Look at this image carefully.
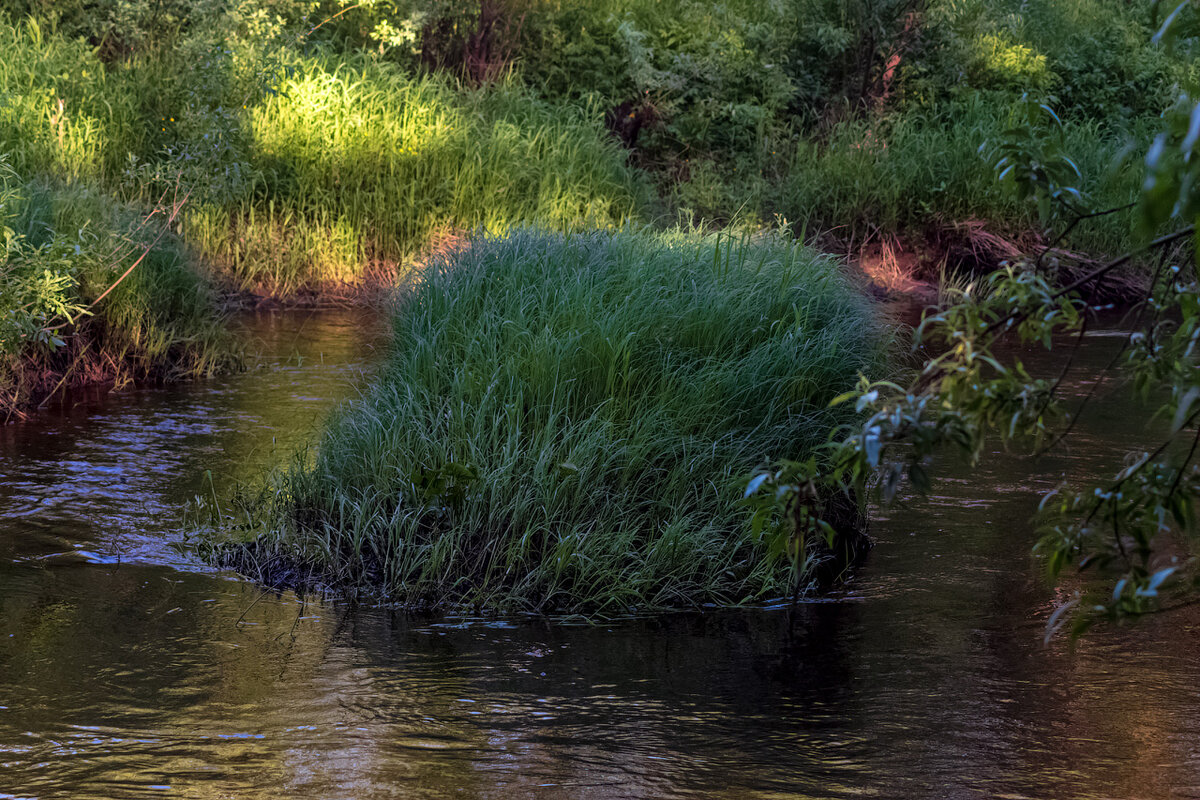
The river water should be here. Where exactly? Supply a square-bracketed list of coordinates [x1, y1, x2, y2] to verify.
[1, 311, 1198, 799]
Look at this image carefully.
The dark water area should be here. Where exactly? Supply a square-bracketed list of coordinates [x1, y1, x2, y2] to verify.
[1, 311, 1199, 799]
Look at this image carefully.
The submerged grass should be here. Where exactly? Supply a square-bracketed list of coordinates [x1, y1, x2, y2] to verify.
[223, 228, 881, 611]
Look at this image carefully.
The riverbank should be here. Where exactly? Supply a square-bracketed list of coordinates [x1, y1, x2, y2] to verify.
[211, 229, 882, 610]
[0, 17, 647, 298]
[4, 1, 1190, 301]
[0, 171, 234, 421]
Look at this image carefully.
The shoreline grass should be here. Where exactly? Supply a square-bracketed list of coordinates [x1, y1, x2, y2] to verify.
[216, 228, 882, 611]
[0, 167, 235, 419]
[774, 98, 1149, 260]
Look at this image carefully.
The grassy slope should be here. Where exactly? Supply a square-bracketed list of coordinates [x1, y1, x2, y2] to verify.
[229, 229, 880, 611]
[187, 54, 647, 294]
[3, 0, 1187, 297]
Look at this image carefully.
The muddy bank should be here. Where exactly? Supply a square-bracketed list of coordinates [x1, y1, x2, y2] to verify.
[838, 221, 1154, 303]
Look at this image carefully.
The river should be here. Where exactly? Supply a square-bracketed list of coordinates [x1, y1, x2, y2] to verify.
[1, 310, 1198, 799]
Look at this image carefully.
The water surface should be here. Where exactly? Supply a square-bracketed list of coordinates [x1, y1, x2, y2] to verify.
[2, 312, 1198, 799]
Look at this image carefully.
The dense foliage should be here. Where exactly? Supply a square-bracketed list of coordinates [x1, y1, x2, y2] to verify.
[6, 0, 1195, 285]
[0, 160, 228, 417]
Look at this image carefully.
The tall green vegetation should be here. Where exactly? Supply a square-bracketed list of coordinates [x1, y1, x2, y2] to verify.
[0, 162, 229, 417]
[0, 19, 141, 183]
[292, 0, 1192, 261]
[221, 229, 880, 610]
[776, 101, 1150, 257]
[513, 0, 1187, 254]
[6, 0, 1193, 291]
[187, 54, 645, 294]
[0, 14, 646, 296]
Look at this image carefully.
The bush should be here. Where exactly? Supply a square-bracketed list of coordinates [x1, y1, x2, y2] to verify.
[521, 0, 799, 157]
[226, 228, 881, 610]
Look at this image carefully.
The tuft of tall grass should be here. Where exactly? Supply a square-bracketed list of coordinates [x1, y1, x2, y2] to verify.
[0, 19, 143, 183]
[228, 228, 881, 611]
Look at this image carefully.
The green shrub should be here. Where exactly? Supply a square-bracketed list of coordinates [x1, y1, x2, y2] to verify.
[228, 228, 881, 610]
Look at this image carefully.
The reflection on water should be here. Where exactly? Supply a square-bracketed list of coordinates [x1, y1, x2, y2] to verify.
[1, 312, 1199, 799]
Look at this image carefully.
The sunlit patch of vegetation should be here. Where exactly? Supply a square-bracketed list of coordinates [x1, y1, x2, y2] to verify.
[188, 54, 647, 294]
[966, 33, 1050, 90]
[216, 229, 881, 610]
[0, 15, 647, 297]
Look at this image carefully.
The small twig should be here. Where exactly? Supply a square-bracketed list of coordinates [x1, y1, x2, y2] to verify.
[36, 342, 92, 410]
[236, 590, 269, 628]
[309, 3, 362, 34]
[1031, 312, 1089, 432]
[1082, 404, 1200, 532]
[87, 193, 190, 310]
[1034, 250, 1170, 458]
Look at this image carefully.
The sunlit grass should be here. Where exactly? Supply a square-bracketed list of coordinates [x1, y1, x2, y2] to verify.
[188, 54, 647, 294]
[0, 17, 649, 297]
[0, 19, 142, 183]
